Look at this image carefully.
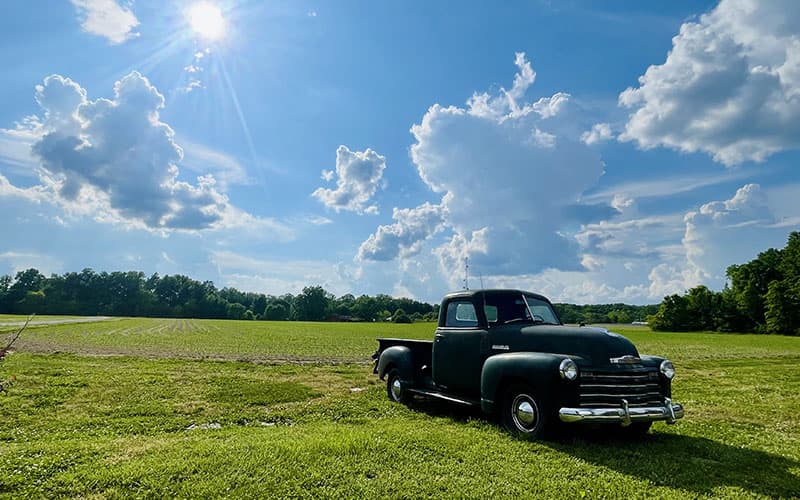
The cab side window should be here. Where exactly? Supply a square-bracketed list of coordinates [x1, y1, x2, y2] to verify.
[484, 305, 498, 324]
[445, 301, 478, 327]
[485, 295, 523, 324]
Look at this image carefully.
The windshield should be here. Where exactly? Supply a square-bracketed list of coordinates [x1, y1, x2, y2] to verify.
[483, 293, 561, 325]
[523, 295, 560, 325]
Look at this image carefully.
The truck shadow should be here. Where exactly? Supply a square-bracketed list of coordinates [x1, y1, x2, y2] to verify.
[545, 429, 800, 498]
[407, 399, 799, 498]
[407, 396, 484, 422]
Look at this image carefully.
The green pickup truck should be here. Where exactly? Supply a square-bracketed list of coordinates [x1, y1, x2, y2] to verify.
[373, 289, 684, 439]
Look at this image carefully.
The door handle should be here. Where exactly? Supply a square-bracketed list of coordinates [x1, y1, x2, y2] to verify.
[435, 333, 444, 342]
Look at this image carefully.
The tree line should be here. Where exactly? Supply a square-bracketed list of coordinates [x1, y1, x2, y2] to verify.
[649, 231, 800, 335]
[0, 265, 666, 325]
[552, 303, 659, 325]
[0, 269, 438, 322]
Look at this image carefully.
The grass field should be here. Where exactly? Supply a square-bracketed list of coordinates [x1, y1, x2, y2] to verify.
[1, 316, 799, 498]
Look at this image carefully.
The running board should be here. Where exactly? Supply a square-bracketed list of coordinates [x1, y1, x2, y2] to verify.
[407, 388, 479, 407]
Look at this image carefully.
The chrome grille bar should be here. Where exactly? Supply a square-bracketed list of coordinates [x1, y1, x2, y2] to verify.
[580, 383, 660, 389]
[580, 391, 663, 397]
[578, 369, 664, 407]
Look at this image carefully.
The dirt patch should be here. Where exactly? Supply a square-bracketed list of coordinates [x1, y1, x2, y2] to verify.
[11, 339, 373, 365]
[0, 317, 115, 327]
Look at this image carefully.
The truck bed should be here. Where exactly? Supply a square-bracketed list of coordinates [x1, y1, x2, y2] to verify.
[373, 337, 433, 374]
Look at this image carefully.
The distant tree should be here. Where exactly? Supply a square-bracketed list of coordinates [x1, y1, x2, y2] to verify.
[7, 268, 46, 310]
[685, 285, 719, 331]
[219, 287, 249, 308]
[779, 232, 800, 280]
[353, 295, 378, 321]
[17, 290, 46, 314]
[334, 293, 356, 316]
[263, 302, 289, 321]
[392, 308, 412, 323]
[765, 280, 800, 335]
[292, 286, 331, 321]
[553, 304, 579, 324]
[727, 247, 785, 331]
[607, 309, 631, 324]
[202, 293, 230, 319]
[715, 286, 745, 332]
[226, 302, 247, 320]
[251, 295, 267, 318]
[422, 311, 438, 322]
[0, 275, 11, 312]
[649, 294, 692, 332]
[552, 303, 658, 325]
[581, 311, 605, 325]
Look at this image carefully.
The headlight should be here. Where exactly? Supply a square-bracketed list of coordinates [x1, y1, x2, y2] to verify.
[660, 360, 675, 380]
[559, 358, 578, 381]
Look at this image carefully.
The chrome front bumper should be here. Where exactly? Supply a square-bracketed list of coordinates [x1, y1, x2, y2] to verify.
[559, 398, 684, 425]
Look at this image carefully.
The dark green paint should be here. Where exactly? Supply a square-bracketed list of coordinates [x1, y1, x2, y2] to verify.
[376, 289, 674, 417]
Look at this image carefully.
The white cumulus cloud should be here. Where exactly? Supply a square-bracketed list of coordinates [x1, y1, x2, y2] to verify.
[29, 73, 231, 230]
[407, 52, 606, 276]
[356, 53, 617, 300]
[619, 0, 800, 165]
[312, 145, 386, 214]
[357, 53, 610, 295]
[358, 202, 447, 261]
[581, 123, 613, 145]
[683, 183, 781, 282]
[646, 183, 795, 298]
[70, 0, 139, 44]
[0, 72, 289, 235]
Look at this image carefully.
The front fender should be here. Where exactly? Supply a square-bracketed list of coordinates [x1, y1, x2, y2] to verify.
[377, 345, 414, 382]
[480, 352, 571, 414]
[639, 354, 665, 367]
[640, 354, 672, 397]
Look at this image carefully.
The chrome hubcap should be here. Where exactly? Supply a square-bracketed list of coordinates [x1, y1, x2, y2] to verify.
[391, 378, 402, 400]
[512, 394, 538, 431]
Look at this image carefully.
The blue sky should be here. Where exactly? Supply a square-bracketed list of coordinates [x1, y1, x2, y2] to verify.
[1, 0, 798, 304]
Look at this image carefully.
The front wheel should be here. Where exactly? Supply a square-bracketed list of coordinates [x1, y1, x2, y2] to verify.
[501, 385, 548, 439]
[386, 368, 412, 405]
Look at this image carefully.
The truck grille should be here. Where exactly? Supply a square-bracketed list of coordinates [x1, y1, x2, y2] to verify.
[578, 369, 663, 407]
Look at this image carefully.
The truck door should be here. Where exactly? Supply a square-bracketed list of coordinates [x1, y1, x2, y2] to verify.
[432, 300, 486, 396]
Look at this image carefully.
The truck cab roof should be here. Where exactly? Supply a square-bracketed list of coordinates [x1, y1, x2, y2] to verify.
[443, 289, 551, 303]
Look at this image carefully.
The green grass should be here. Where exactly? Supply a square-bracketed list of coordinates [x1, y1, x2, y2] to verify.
[1, 318, 799, 498]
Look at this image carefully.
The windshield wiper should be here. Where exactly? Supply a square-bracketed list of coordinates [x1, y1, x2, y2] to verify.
[503, 317, 534, 325]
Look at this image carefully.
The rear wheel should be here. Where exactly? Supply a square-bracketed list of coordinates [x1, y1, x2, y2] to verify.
[386, 368, 412, 405]
[502, 385, 548, 439]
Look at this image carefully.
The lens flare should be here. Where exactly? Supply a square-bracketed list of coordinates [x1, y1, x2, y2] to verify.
[188, 3, 225, 40]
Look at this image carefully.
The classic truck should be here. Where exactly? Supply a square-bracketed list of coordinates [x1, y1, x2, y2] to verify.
[372, 289, 684, 439]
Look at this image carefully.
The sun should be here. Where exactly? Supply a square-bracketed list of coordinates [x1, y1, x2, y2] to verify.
[188, 3, 226, 40]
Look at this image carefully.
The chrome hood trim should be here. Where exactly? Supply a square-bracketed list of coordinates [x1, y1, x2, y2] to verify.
[609, 355, 641, 365]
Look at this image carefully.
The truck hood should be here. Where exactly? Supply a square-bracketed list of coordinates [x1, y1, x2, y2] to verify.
[513, 325, 639, 367]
